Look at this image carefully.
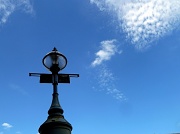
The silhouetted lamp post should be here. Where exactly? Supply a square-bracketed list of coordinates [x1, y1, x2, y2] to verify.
[29, 47, 79, 134]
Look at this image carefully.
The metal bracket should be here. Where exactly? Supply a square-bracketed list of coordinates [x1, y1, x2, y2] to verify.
[29, 73, 79, 83]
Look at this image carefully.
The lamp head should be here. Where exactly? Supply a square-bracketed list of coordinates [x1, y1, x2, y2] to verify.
[42, 47, 67, 73]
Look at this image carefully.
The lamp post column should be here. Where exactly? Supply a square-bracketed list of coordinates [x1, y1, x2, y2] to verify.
[48, 72, 63, 115]
[38, 79, 72, 134]
[38, 73, 72, 134]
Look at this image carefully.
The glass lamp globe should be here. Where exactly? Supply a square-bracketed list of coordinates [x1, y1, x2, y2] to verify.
[42, 48, 67, 72]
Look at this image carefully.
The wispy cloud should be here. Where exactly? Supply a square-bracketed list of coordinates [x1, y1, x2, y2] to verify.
[90, 39, 125, 100]
[2, 123, 12, 129]
[91, 39, 122, 67]
[90, 0, 180, 50]
[93, 64, 126, 100]
[9, 84, 28, 96]
[0, 0, 33, 24]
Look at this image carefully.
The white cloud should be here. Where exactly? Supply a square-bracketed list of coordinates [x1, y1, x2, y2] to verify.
[90, 0, 180, 50]
[93, 64, 126, 100]
[91, 39, 122, 67]
[0, 0, 33, 24]
[2, 123, 12, 129]
[90, 39, 125, 100]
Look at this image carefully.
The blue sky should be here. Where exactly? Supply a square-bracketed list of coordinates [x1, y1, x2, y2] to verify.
[0, 0, 180, 134]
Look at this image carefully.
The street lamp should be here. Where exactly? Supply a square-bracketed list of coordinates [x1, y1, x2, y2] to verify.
[29, 47, 79, 134]
[42, 47, 67, 72]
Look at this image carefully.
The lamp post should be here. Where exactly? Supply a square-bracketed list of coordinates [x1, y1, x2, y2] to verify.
[29, 47, 79, 134]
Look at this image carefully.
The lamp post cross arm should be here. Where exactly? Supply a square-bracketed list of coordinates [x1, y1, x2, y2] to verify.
[29, 73, 79, 83]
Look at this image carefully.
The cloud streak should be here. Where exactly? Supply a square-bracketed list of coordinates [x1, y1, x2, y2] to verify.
[90, 39, 125, 100]
[0, 0, 33, 24]
[91, 39, 121, 67]
[9, 83, 28, 96]
[93, 64, 126, 100]
[90, 0, 180, 49]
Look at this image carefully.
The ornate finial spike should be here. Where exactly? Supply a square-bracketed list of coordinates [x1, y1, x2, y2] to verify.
[52, 47, 57, 51]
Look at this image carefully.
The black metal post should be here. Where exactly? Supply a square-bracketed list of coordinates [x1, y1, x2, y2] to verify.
[29, 48, 79, 134]
[48, 73, 64, 115]
[38, 70, 72, 134]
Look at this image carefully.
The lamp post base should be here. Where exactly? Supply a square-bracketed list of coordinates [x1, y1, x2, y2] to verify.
[39, 115, 72, 134]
